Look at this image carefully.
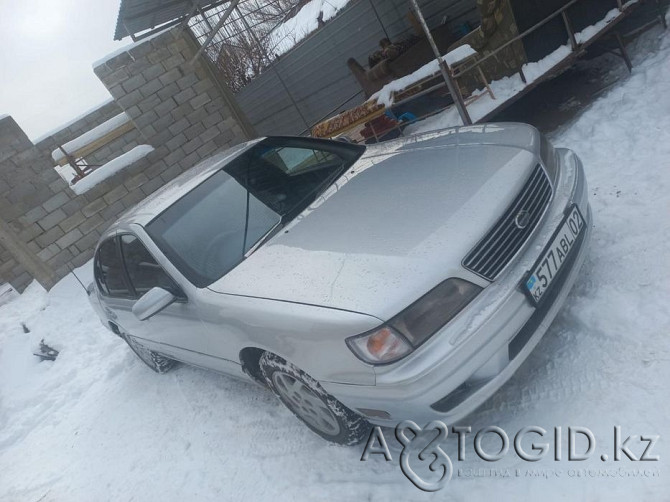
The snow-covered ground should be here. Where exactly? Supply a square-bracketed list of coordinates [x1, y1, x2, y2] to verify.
[2, 22, 670, 502]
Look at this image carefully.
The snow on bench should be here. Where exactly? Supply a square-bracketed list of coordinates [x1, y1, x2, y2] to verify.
[371, 45, 477, 107]
[51, 112, 133, 165]
[70, 145, 154, 195]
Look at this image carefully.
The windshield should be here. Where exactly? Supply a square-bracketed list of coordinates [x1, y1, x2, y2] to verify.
[145, 137, 364, 287]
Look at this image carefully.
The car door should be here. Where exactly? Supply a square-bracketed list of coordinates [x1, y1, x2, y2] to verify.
[94, 233, 205, 367]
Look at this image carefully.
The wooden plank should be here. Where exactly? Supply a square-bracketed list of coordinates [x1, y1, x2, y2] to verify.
[55, 120, 135, 167]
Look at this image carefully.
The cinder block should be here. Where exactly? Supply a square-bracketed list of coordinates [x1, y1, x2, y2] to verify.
[199, 126, 220, 145]
[202, 111, 224, 129]
[59, 211, 87, 233]
[105, 51, 133, 71]
[128, 41, 155, 59]
[71, 248, 95, 268]
[42, 191, 70, 212]
[182, 137, 203, 155]
[134, 110, 159, 130]
[81, 198, 107, 218]
[74, 230, 101, 254]
[171, 101, 194, 122]
[79, 214, 104, 235]
[157, 82, 180, 101]
[138, 93, 163, 115]
[37, 243, 60, 262]
[174, 87, 196, 105]
[60, 197, 84, 217]
[101, 200, 125, 221]
[162, 53, 185, 71]
[185, 105, 209, 126]
[160, 164, 181, 184]
[178, 151, 200, 171]
[124, 173, 149, 191]
[139, 79, 163, 99]
[120, 187, 146, 209]
[158, 67, 182, 86]
[140, 177, 165, 196]
[103, 185, 129, 205]
[196, 140, 218, 159]
[168, 118, 190, 136]
[190, 93, 211, 110]
[147, 47, 172, 64]
[142, 63, 165, 82]
[154, 98, 178, 117]
[38, 209, 67, 231]
[35, 226, 64, 248]
[21, 206, 47, 225]
[122, 74, 147, 94]
[150, 113, 174, 132]
[193, 79, 214, 95]
[47, 248, 74, 270]
[176, 72, 199, 90]
[19, 223, 43, 243]
[117, 89, 143, 110]
[56, 228, 83, 250]
[102, 66, 130, 86]
[184, 123, 205, 141]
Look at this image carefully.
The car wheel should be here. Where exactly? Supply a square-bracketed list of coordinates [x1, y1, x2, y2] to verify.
[259, 352, 371, 445]
[123, 334, 176, 374]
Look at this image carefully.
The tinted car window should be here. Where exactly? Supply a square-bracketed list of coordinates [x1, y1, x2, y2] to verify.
[120, 234, 181, 297]
[146, 138, 364, 287]
[95, 237, 131, 297]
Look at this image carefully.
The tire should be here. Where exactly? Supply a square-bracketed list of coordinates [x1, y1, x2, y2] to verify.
[123, 334, 176, 374]
[259, 352, 371, 445]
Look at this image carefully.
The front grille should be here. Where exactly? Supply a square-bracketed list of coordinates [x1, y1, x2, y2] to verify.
[463, 165, 552, 281]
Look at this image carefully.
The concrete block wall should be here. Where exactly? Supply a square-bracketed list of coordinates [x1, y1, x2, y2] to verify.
[34, 99, 121, 153]
[0, 28, 251, 292]
[93, 27, 249, 178]
[33, 99, 144, 174]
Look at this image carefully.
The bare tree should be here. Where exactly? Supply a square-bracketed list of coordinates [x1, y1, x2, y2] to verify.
[190, 0, 310, 92]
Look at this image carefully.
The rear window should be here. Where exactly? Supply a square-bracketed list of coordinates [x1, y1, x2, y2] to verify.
[146, 138, 363, 287]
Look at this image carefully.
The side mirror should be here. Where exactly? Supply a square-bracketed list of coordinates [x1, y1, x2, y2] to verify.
[132, 287, 177, 321]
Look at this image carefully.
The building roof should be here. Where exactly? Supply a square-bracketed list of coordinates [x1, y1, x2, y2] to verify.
[113, 0, 227, 40]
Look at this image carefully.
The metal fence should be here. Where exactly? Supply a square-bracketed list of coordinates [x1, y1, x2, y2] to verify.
[231, 0, 479, 135]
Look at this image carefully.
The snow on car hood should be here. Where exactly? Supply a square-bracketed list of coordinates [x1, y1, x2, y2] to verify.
[208, 127, 539, 320]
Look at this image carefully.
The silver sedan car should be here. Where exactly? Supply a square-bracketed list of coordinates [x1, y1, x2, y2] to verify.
[88, 123, 591, 444]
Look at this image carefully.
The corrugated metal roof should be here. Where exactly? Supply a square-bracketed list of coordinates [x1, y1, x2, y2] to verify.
[114, 0, 227, 40]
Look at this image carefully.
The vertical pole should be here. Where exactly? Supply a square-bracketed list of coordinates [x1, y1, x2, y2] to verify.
[562, 11, 578, 51]
[615, 32, 632, 72]
[237, 5, 311, 131]
[368, 0, 390, 39]
[408, 0, 471, 125]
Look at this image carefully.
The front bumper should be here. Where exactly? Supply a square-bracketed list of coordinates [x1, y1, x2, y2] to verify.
[321, 148, 592, 425]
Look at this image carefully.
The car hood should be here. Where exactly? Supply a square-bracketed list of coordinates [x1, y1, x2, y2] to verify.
[208, 124, 540, 320]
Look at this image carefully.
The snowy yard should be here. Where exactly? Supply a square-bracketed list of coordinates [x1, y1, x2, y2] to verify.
[2, 22, 670, 502]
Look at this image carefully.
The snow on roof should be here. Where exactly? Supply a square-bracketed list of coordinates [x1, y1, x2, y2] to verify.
[0, 114, 10, 120]
[51, 112, 132, 163]
[271, 0, 352, 55]
[93, 26, 173, 68]
[70, 144, 154, 194]
[33, 97, 116, 145]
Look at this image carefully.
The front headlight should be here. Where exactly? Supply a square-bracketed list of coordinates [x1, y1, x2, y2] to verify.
[346, 278, 482, 365]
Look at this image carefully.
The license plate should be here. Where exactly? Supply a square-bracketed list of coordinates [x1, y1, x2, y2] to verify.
[523, 205, 585, 304]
